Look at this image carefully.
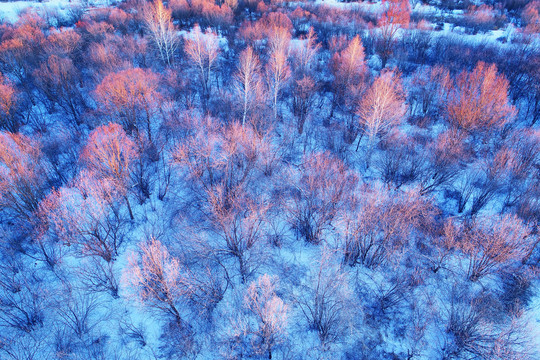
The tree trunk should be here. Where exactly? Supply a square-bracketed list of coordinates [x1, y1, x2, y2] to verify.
[125, 195, 134, 220]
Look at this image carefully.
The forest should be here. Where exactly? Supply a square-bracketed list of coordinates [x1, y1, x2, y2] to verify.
[0, 0, 539, 358]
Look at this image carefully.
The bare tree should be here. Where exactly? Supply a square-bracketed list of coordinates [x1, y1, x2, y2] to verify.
[376, 0, 410, 67]
[206, 186, 269, 284]
[33, 55, 85, 124]
[446, 62, 515, 133]
[54, 288, 106, 340]
[94, 68, 162, 143]
[291, 75, 319, 135]
[0, 74, 18, 131]
[181, 264, 225, 317]
[39, 174, 129, 262]
[360, 272, 417, 317]
[174, 120, 277, 282]
[144, 0, 178, 66]
[243, 274, 289, 359]
[266, 27, 291, 122]
[450, 160, 503, 216]
[291, 27, 320, 76]
[43, 27, 81, 59]
[80, 123, 138, 219]
[329, 35, 367, 139]
[374, 133, 427, 188]
[425, 219, 459, 274]
[78, 256, 120, 298]
[356, 69, 407, 146]
[522, 53, 540, 126]
[0, 13, 45, 98]
[290, 27, 320, 134]
[442, 288, 532, 360]
[340, 185, 434, 268]
[234, 46, 263, 126]
[0, 132, 49, 225]
[124, 238, 189, 326]
[408, 65, 450, 121]
[522, 1, 540, 33]
[449, 215, 532, 281]
[419, 130, 467, 195]
[174, 119, 276, 200]
[0, 331, 52, 360]
[0, 260, 48, 333]
[184, 24, 221, 113]
[494, 130, 540, 211]
[287, 152, 358, 244]
[297, 249, 353, 347]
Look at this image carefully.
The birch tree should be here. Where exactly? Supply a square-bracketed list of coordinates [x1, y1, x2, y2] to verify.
[266, 27, 291, 122]
[234, 46, 263, 126]
[185, 24, 220, 113]
[145, 0, 178, 66]
[356, 69, 407, 145]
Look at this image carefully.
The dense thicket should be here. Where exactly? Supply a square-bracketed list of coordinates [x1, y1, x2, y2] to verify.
[0, 0, 539, 359]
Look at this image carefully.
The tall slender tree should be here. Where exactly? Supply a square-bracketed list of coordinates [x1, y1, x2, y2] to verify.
[185, 24, 221, 113]
[234, 46, 263, 126]
[145, 0, 178, 66]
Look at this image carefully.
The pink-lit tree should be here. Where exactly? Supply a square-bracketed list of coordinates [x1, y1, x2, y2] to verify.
[94, 68, 161, 142]
[377, 0, 410, 67]
[184, 24, 221, 113]
[81, 123, 138, 219]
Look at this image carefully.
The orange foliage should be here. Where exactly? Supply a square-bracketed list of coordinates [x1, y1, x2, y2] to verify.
[0, 14, 45, 83]
[331, 35, 366, 89]
[289, 6, 314, 29]
[379, 0, 410, 28]
[77, 20, 115, 42]
[465, 5, 497, 30]
[88, 34, 147, 78]
[107, 8, 132, 31]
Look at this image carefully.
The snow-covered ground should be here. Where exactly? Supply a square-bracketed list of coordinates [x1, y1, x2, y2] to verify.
[528, 289, 540, 353]
[0, 0, 75, 23]
[0, 0, 114, 23]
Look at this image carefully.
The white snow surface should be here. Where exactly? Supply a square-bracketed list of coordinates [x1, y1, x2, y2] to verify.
[0, 0, 113, 23]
